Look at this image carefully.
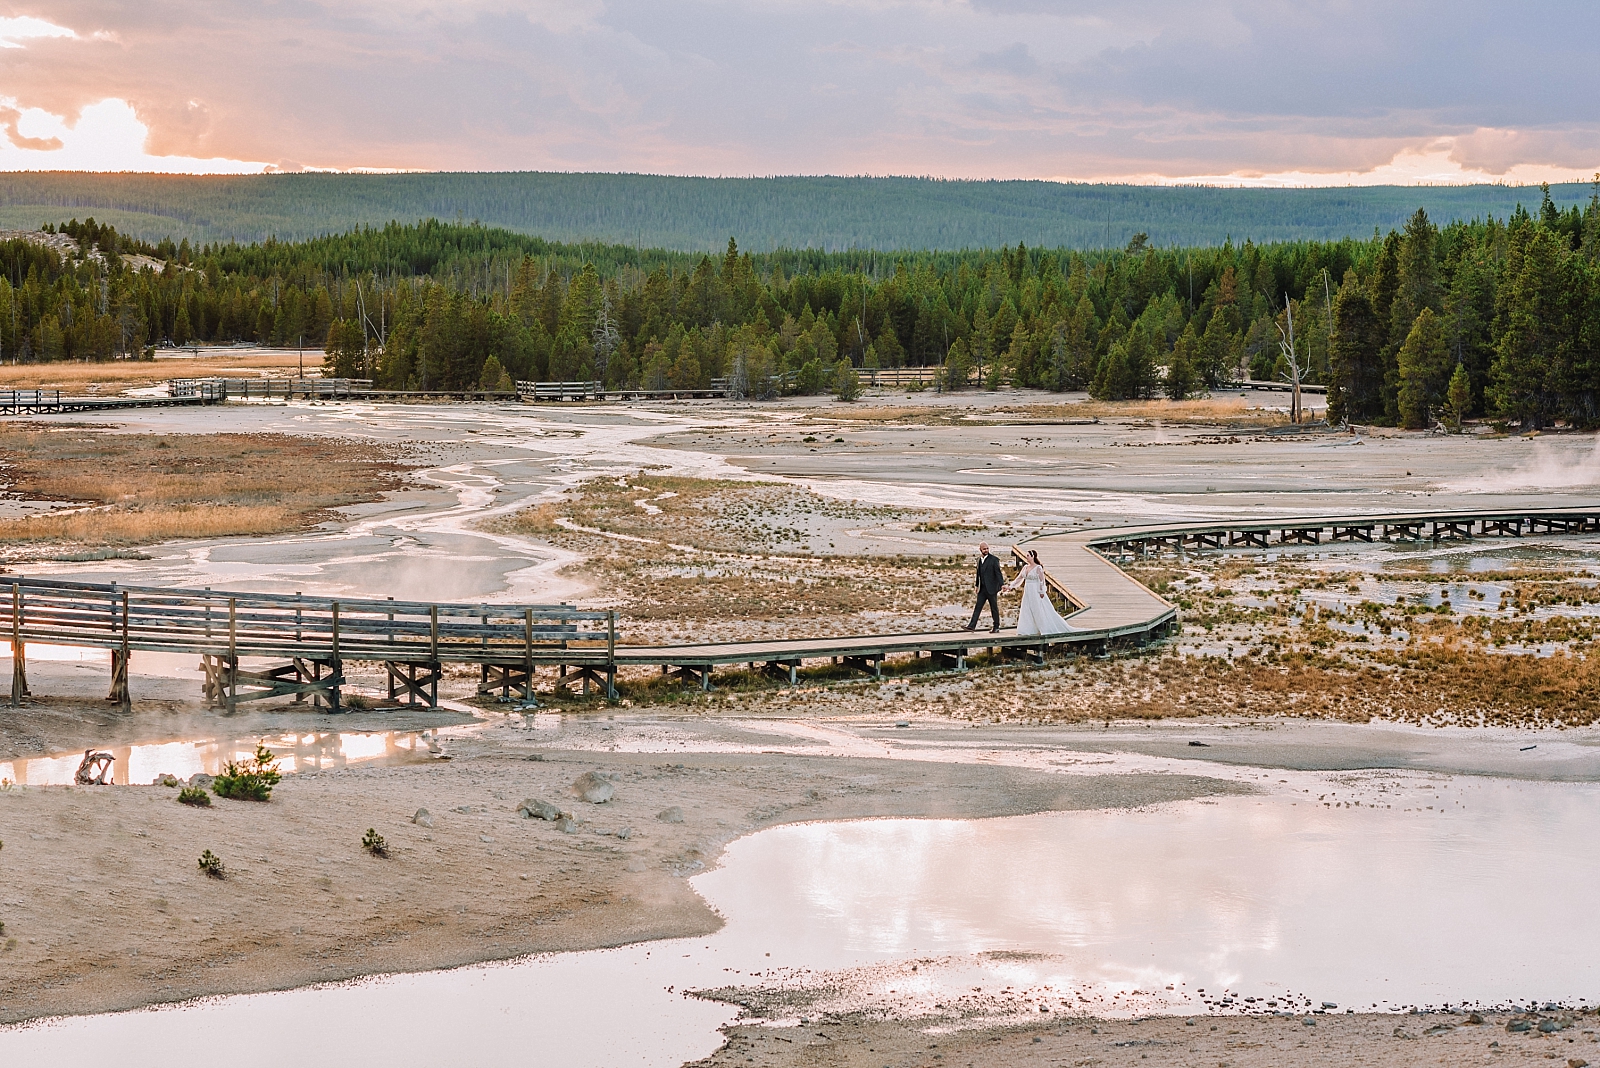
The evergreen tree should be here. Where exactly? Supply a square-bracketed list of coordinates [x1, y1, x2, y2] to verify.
[1446, 362, 1471, 430]
[1490, 227, 1570, 428]
[1166, 324, 1201, 400]
[1328, 270, 1385, 424]
[1396, 307, 1449, 428]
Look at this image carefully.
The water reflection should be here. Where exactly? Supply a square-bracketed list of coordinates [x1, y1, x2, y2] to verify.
[0, 731, 431, 786]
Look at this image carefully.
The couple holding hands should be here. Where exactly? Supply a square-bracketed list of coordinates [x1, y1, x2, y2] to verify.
[964, 542, 1076, 637]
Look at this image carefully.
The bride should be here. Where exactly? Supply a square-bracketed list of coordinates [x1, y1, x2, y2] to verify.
[1005, 550, 1077, 636]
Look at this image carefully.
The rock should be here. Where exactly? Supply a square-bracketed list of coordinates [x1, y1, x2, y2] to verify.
[1465, 1012, 1485, 1025]
[518, 799, 563, 821]
[152, 773, 182, 787]
[1538, 1020, 1565, 1033]
[615, 826, 633, 840]
[479, 835, 494, 843]
[1321, 1002, 1337, 1010]
[1302, 1017, 1316, 1027]
[1188, 740, 1210, 747]
[412, 808, 434, 827]
[1423, 1024, 1455, 1036]
[1506, 1020, 1533, 1033]
[657, 806, 685, 823]
[1568, 1058, 1588, 1068]
[571, 772, 614, 804]
[187, 773, 214, 789]
[555, 817, 578, 834]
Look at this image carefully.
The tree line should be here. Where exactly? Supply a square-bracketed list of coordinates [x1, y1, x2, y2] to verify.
[4, 184, 1599, 427]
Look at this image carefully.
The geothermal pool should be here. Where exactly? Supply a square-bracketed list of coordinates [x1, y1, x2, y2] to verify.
[5, 768, 1594, 1068]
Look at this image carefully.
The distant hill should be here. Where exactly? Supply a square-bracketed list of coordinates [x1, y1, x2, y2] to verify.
[0, 171, 1591, 252]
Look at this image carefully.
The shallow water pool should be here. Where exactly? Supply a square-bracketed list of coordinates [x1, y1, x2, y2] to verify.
[3, 771, 1595, 1066]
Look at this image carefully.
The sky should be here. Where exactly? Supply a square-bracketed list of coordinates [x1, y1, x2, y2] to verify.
[0, 1, 1596, 185]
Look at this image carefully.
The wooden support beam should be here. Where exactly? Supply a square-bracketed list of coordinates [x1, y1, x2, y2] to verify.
[1332, 525, 1374, 542]
[1479, 519, 1522, 537]
[929, 649, 967, 671]
[762, 660, 800, 686]
[1383, 522, 1424, 541]
[663, 664, 712, 692]
[1432, 520, 1473, 541]
[1228, 530, 1269, 548]
[387, 661, 442, 707]
[10, 582, 26, 706]
[841, 654, 883, 678]
[1278, 528, 1322, 545]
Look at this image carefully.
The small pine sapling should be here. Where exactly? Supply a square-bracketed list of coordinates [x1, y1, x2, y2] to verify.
[198, 849, 225, 879]
[213, 744, 283, 801]
[362, 828, 388, 857]
[177, 785, 212, 806]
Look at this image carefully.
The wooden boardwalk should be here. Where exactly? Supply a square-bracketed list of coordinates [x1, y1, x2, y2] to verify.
[1, 389, 221, 416]
[6, 505, 1598, 710]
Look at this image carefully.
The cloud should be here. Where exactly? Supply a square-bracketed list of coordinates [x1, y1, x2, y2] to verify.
[0, 0, 1593, 182]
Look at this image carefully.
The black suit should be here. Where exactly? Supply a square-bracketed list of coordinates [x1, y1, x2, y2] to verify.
[967, 552, 1005, 630]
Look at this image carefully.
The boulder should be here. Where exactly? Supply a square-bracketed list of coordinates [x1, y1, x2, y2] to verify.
[187, 773, 214, 789]
[152, 773, 182, 787]
[571, 772, 614, 804]
[518, 799, 563, 821]
[555, 817, 579, 833]
[412, 808, 434, 828]
[657, 806, 685, 824]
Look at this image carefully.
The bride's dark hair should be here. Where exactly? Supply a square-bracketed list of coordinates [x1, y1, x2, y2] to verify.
[1028, 550, 1040, 563]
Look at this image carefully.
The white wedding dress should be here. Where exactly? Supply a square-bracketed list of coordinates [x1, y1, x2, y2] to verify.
[1008, 563, 1076, 636]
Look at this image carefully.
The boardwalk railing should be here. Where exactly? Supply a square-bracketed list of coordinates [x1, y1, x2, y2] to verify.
[5, 578, 614, 711]
[168, 378, 373, 400]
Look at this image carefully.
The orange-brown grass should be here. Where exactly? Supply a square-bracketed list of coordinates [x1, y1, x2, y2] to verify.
[489, 474, 976, 642]
[0, 425, 405, 550]
[994, 396, 1293, 426]
[0, 349, 305, 393]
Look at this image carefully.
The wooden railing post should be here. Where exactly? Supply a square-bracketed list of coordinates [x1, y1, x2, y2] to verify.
[10, 582, 26, 706]
[430, 604, 439, 662]
[524, 608, 535, 707]
[227, 597, 238, 713]
[330, 601, 341, 713]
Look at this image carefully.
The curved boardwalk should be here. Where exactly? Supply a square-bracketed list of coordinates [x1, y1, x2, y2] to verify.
[6, 506, 1599, 708]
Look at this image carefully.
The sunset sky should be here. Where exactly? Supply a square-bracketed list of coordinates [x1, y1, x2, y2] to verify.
[1, 1, 1596, 185]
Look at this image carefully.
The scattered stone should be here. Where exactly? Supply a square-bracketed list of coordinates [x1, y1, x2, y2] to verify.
[1321, 1002, 1338, 1009]
[1506, 1019, 1533, 1033]
[1539, 1020, 1565, 1033]
[1187, 741, 1210, 747]
[615, 826, 633, 840]
[555, 817, 578, 834]
[152, 773, 182, 787]
[657, 806, 685, 823]
[1568, 1058, 1588, 1068]
[1465, 1012, 1485, 1025]
[894, 721, 910, 728]
[188, 773, 214, 789]
[518, 799, 563, 821]
[412, 808, 434, 828]
[479, 835, 494, 843]
[1423, 1024, 1455, 1036]
[1302, 1016, 1316, 1027]
[572, 772, 614, 803]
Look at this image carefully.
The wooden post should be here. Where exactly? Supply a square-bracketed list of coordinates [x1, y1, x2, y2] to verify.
[430, 605, 439, 662]
[227, 597, 238, 714]
[524, 608, 535, 707]
[330, 600, 342, 713]
[108, 591, 131, 711]
[10, 582, 27, 706]
[607, 610, 618, 701]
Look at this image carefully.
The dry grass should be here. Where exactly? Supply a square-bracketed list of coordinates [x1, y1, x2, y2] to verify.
[0, 349, 305, 393]
[993, 396, 1293, 426]
[0, 424, 405, 551]
[489, 475, 977, 643]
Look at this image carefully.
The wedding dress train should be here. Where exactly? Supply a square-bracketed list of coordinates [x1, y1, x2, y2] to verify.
[1010, 564, 1076, 636]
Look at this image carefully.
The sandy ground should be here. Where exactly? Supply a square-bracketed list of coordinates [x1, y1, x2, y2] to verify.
[694, 1010, 1600, 1067]
[0, 709, 1242, 1025]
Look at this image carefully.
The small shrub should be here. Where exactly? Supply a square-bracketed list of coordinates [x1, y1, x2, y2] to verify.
[198, 849, 225, 879]
[213, 744, 283, 802]
[177, 785, 212, 807]
[834, 365, 862, 402]
[362, 828, 388, 857]
[344, 692, 372, 710]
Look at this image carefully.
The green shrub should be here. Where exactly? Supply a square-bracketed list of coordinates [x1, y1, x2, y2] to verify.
[344, 692, 372, 710]
[177, 785, 212, 807]
[362, 828, 388, 857]
[834, 364, 862, 402]
[213, 744, 283, 802]
[198, 849, 224, 879]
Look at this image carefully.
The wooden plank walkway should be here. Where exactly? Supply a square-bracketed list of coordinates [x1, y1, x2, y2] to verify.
[1, 390, 221, 416]
[8, 505, 1598, 711]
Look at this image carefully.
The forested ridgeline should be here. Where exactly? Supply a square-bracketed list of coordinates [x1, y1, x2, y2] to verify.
[5, 184, 1600, 428]
[2, 170, 1598, 251]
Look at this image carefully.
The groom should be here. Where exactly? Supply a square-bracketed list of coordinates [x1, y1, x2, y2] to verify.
[964, 542, 1005, 633]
